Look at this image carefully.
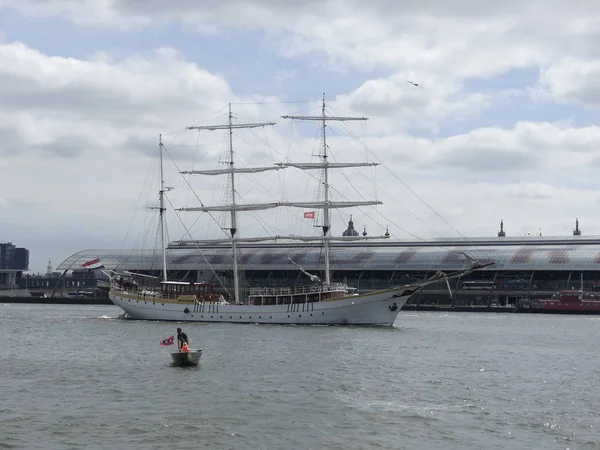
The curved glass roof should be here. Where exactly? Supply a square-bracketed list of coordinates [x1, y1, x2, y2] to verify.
[57, 238, 600, 272]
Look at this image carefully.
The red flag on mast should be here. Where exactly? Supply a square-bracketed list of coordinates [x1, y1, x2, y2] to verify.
[303, 211, 315, 219]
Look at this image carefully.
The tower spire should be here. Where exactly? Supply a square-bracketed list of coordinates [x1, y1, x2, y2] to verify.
[574, 218, 581, 236]
[497, 219, 506, 237]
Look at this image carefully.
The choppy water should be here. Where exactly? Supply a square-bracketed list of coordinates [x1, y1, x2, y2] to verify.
[1, 304, 599, 449]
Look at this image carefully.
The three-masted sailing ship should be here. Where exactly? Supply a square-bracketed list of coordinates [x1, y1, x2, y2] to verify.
[108, 97, 491, 325]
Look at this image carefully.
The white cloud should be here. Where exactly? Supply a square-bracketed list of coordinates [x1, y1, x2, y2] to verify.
[3, 1, 600, 131]
[360, 121, 600, 179]
[2, 1, 600, 272]
[539, 57, 600, 107]
[0, 41, 282, 271]
[505, 182, 555, 200]
[332, 74, 507, 133]
[0, 43, 232, 144]
[3, 39, 600, 273]
[3, 2, 599, 87]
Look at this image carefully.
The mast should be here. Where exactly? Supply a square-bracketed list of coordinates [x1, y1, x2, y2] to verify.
[184, 110, 277, 304]
[227, 103, 241, 305]
[281, 94, 372, 286]
[159, 134, 168, 281]
[179, 98, 383, 291]
[321, 94, 332, 285]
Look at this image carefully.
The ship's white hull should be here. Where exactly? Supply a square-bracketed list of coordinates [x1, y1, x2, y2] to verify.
[108, 286, 418, 326]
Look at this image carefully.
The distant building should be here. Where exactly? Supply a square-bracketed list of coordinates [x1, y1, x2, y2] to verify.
[574, 218, 582, 236]
[0, 242, 29, 270]
[342, 215, 359, 236]
[0, 242, 29, 289]
[18, 270, 102, 296]
[13, 248, 29, 270]
[498, 220, 506, 237]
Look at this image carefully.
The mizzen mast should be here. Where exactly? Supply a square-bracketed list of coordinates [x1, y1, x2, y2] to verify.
[281, 94, 380, 285]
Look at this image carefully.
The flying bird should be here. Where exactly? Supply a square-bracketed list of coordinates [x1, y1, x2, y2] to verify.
[406, 80, 424, 89]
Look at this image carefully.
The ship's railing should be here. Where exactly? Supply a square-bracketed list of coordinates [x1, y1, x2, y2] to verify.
[111, 285, 203, 302]
[249, 282, 347, 297]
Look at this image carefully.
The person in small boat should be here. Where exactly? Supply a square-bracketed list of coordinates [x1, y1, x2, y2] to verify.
[181, 342, 190, 353]
[177, 327, 188, 349]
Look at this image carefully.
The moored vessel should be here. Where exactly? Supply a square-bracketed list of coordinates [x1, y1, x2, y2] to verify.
[518, 289, 600, 314]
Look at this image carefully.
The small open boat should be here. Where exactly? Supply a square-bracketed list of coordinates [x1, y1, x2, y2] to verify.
[170, 349, 202, 366]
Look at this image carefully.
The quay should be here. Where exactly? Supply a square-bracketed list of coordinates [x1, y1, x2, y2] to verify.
[0, 295, 113, 305]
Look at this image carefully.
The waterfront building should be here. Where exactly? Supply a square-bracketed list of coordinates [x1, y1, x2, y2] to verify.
[56, 220, 600, 307]
[0, 242, 29, 289]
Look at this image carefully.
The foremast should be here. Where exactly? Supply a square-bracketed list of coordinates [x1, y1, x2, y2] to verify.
[281, 94, 380, 285]
[149, 135, 169, 281]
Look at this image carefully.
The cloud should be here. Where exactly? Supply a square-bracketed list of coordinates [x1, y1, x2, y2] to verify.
[0, 40, 286, 272]
[4, 1, 599, 75]
[0, 42, 236, 158]
[539, 57, 600, 108]
[2, 2, 600, 273]
[4, 1, 599, 134]
[505, 182, 555, 200]
[332, 74, 505, 132]
[359, 121, 600, 181]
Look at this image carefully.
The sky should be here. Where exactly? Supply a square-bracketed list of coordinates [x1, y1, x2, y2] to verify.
[1, 0, 600, 274]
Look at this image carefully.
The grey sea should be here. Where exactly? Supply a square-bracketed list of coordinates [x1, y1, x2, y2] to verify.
[1, 304, 599, 450]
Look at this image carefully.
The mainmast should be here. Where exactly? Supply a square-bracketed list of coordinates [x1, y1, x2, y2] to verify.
[182, 108, 277, 304]
[227, 104, 240, 307]
[281, 94, 376, 286]
[321, 95, 331, 284]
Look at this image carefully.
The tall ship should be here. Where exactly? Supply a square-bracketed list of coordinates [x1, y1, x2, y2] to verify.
[107, 97, 491, 325]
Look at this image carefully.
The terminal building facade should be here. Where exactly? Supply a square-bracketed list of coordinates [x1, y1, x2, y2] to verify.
[56, 219, 600, 307]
